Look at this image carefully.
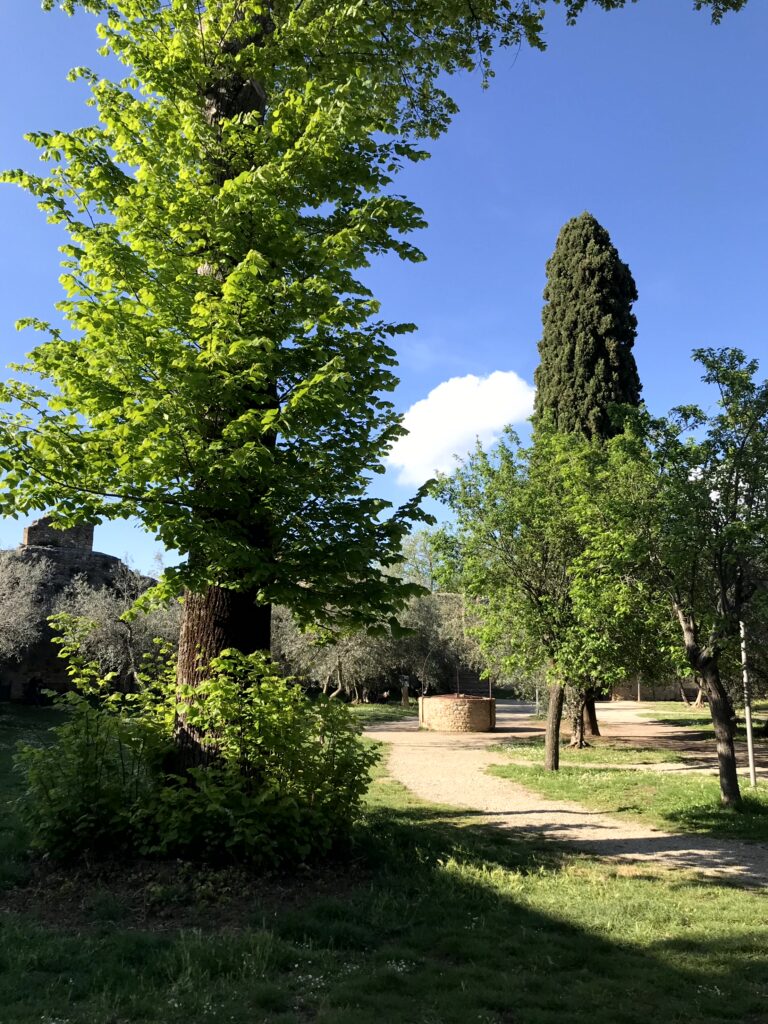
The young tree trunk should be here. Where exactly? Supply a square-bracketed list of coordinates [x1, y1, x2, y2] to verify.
[693, 677, 706, 708]
[679, 679, 692, 707]
[545, 684, 565, 771]
[675, 606, 740, 806]
[583, 689, 601, 736]
[328, 660, 344, 700]
[699, 661, 741, 806]
[401, 677, 410, 707]
[569, 689, 589, 748]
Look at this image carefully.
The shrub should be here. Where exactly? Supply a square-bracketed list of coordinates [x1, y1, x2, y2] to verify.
[15, 649, 378, 866]
[16, 690, 171, 856]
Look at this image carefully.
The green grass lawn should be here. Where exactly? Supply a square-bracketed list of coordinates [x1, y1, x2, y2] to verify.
[492, 735, 682, 765]
[488, 761, 768, 842]
[346, 702, 419, 725]
[639, 701, 768, 736]
[1, 705, 767, 1023]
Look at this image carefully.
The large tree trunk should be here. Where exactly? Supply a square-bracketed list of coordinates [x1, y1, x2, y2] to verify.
[675, 605, 741, 806]
[583, 688, 601, 737]
[174, 585, 270, 764]
[545, 684, 565, 771]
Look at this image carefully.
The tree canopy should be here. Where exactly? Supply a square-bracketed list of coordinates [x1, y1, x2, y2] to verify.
[0, 2, 748, 625]
[534, 212, 641, 439]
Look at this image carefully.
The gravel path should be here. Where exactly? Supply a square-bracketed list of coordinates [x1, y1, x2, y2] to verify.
[365, 702, 768, 888]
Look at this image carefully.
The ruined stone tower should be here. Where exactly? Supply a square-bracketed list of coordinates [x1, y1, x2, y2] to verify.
[0, 517, 124, 700]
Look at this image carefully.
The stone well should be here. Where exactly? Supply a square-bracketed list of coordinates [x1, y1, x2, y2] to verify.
[418, 695, 496, 733]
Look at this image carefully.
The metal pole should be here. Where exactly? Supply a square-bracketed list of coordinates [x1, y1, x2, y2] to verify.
[740, 620, 758, 789]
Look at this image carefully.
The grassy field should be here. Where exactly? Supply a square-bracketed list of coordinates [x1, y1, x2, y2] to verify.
[492, 735, 682, 765]
[1, 705, 767, 1023]
[488, 762, 768, 842]
[346, 702, 419, 725]
[639, 701, 768, 735]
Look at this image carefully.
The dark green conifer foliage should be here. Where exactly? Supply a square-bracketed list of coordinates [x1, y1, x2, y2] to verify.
[534, 212, 641, 439]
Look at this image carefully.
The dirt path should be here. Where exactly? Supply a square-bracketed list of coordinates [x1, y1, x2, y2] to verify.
[365, 702, 768, 888]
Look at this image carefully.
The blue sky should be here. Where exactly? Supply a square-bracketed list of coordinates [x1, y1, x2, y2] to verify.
[1, 0, 766, 571]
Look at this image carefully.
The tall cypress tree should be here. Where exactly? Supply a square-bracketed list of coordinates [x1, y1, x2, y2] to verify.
[534, 212, 641, 747]
[534, 212, 641, 439]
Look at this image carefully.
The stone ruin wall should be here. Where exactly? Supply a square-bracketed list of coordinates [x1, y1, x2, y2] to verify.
[22, 519, 94, 553]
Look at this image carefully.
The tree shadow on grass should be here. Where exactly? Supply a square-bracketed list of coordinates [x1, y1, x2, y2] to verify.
[0, 794, 765, 1023]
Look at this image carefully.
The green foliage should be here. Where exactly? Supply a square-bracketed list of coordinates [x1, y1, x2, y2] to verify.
[273, 590, 482, 699]
[15, 691, 171, 857]
[15, 649, 378, 865]
[0, 705, 767, 1024]
[575, 349, 768, 692]
[534, 212, 641, 439]
[436, 428, 668, 693]
[0, 2, 746, 633]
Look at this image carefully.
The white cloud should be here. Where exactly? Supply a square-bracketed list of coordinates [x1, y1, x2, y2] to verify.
[387, 370, 535, 486]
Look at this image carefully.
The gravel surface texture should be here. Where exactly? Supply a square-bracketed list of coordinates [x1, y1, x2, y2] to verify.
[365, 701, 768, 888]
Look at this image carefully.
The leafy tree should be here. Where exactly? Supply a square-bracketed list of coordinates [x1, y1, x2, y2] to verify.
[533, 211, 643, 738]
[53, 564, 181, 688]
[273, 592, 482, 703]
[0, 550, 54, 664]
[576, 349, 768, 805]
[438, 426, 679, 766]
[0, 0, 747, 753]
[534, 212, 641, 440]
[397, 530, 443, 593]
[440, 431, 583, 767]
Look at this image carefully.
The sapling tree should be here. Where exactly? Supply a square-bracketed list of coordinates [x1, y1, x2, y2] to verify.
[439, 431, 590, 768]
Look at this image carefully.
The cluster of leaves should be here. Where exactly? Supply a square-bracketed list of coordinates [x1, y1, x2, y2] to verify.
[16, 648, 377, 865]
[435, 426, 674, 696]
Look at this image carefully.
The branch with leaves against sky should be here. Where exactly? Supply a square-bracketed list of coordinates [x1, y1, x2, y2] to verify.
[0, 0, 748, 637]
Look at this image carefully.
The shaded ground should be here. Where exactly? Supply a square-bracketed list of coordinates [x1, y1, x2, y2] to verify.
[365, 701, 768, 887]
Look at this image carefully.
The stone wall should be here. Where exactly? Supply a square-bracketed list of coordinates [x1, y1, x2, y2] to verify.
[23, 517, 94, 552]
[419, 695, 496, 733]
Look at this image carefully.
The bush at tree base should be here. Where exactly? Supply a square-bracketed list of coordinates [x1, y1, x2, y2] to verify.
[15, 650, 378, 866]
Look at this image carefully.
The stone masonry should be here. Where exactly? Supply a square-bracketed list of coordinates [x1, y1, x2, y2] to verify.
[419, 695, 496, 733]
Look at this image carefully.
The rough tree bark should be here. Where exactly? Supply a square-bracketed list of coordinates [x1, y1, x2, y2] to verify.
[174, 586, 271, 761]
[583, 688, 601, 736]
[545, 684, 565, 771]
